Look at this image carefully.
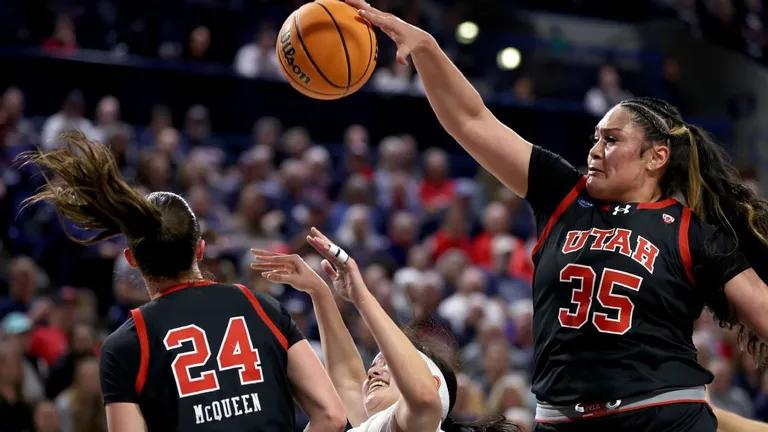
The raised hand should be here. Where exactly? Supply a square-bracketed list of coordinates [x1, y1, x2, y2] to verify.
[345, 0, 433, 65]
[250, 249, 327, 295]
[306, 227, 370, 305]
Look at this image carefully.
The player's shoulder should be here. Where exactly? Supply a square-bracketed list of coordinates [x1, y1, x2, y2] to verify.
[101, 315, 139, 357]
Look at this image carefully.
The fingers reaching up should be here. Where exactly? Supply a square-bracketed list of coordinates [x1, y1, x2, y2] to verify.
[307, 227, 351, 268]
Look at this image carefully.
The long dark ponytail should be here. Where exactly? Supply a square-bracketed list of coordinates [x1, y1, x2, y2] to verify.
[620, 97, 768, 367]
[20, 131, 201, 280]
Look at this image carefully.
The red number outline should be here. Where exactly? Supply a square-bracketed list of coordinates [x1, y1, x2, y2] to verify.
[558, 264, 596, 329]
[592, 268, 643, 335]
[558, 264, 644, 334]
[163, 325, 220, 398]
[217, 317, 265, 386]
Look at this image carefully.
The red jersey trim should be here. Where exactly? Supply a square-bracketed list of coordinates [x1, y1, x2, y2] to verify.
[535, 399, 708, 424]
[679, 207, 696, 286]
[531, 176, 588, 257]
[235, 284, 289, 350]
[158, 280, 216, 297]
[130, 308, 150, 395]
[637, 198, 678, 210]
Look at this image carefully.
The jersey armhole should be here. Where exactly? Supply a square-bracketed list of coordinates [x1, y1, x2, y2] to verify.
[130, 308, 150, 396]
[678, 207, 696, 286]
[530, 176, 588, 258]
[235, 284, 289, 350]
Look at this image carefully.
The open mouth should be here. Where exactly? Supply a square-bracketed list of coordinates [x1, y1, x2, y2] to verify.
[367, 379, 388, 394]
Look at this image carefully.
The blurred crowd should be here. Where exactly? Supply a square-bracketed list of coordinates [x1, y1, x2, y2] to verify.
[1, 0, 767, 110]
[0, 83, 767, 432]
[658, 0, 768, 61]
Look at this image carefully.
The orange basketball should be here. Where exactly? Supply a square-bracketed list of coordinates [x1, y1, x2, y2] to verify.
[276, 0, 377, 100]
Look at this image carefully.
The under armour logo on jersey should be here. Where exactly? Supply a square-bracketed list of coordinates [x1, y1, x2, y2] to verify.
[612, 205, 631, 215]
[663, 213, 675, 224]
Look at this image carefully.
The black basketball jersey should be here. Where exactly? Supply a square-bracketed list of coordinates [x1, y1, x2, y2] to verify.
[100, 281, 304, 431]
[525, 146, 750, 404]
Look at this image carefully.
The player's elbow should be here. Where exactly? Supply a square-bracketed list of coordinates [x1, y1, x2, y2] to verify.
[309, 406, 347, 432]
[407, 387, 443, 417]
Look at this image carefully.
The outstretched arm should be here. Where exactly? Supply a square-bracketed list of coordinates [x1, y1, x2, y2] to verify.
[251, 249, 368, 426]
[724, 268, 768, 342]
[346, 0, 532, 197]
[713, 405, 768, 432]
[307, 229, 442, 432]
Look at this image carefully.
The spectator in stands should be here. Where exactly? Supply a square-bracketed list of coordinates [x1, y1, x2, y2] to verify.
[488, 235, 530, 303]
[2, 87, 36, 142]
[234, 25, 282, 79]
[230, 144, 281, 201]
[405, 271, 447, 329]
[709, 358, 754, 418]
[139, 104, 173, 148]
[438, 267, 505, 344]
[471, 201, 511, 269]
[428, 202, 472, 261]
[0, 314, 45, 402]
[373, 60, 425, 95]
[385, 210, 420, 267]
[419, 147, 455, 214]
[45, 323, 97, 399]
[462, 323, 507, 379]
[136, 151, 173, 192]
[251, 116, 283, 149]
[183, 104, 220, 149]
[486, 373, 530, 418]
[103, 123, 137, 180]
[42, 15, 77, 55]
[584, 64, 633, 116]
[187, 184, 231, 234]
[151, 126, 183, 167]
[107, 254, 147, 331]
[334, 204, 387, 267]
[0, 256, 44, 318]
[0, 341, 34, 431]
[451, 372, 486, 422]
[434, 248, 471, 294]
[54, 356, 106, 432]
[33, 400, 62, 432]
[280, 126, 311, 159]
[477, 341, 512, 394]
[92, 95, 122, 143]
[303, 145, 333, 197]
[184, 25, 212, 62]
[41, 90, 95, 149]
[375, 135, 421, 214]
[25, 296, 68, 369]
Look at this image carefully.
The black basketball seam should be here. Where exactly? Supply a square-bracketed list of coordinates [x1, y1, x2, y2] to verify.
[349, 19, 375, 88]
[315, 1, 352, 91]
[278, 48, 341, 98]
[293, 9, 346, 89]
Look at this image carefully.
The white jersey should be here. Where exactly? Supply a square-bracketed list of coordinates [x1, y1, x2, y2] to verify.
[348, 403, 444, 432]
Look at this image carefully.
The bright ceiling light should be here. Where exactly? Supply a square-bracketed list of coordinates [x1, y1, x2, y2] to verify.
[456, 21, 479, 44]
[497, 47, 521, 70]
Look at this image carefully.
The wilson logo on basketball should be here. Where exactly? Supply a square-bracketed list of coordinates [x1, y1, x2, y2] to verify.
[279, 27, 311, 85]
